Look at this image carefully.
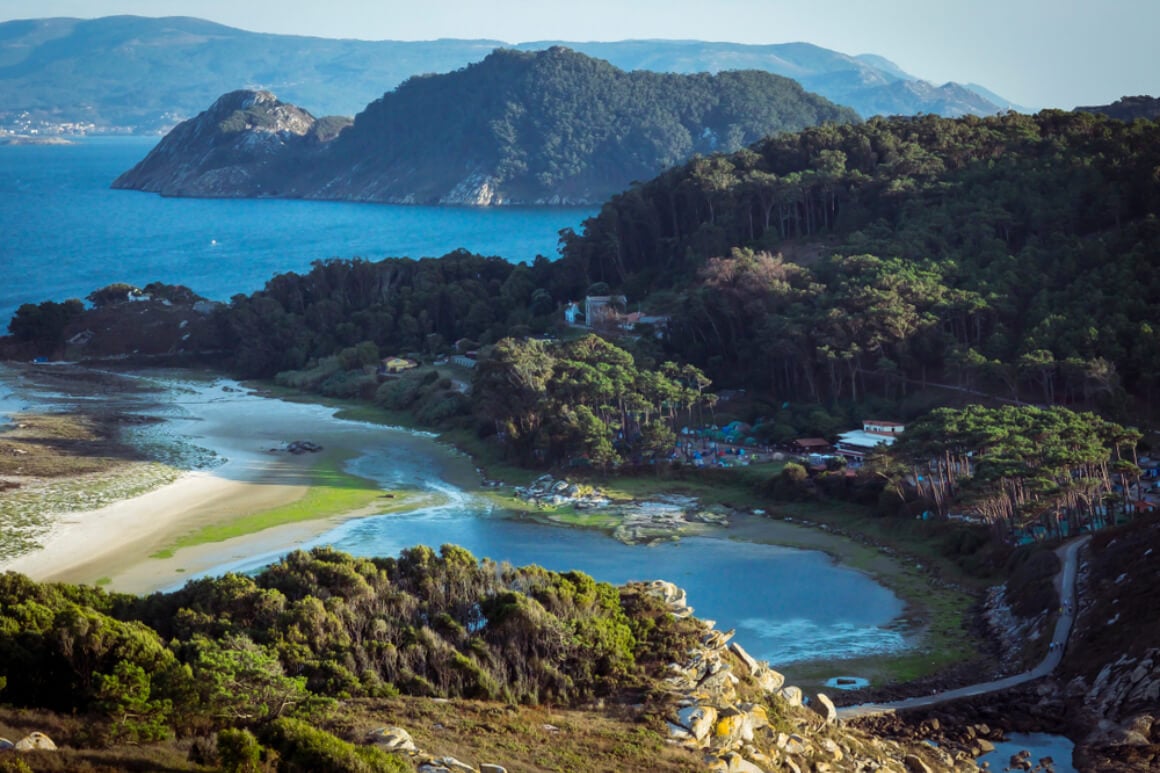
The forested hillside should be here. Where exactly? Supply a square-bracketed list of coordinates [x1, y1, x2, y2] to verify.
[557, 110, 1160, 416]
[326, 47, 857, 203]
[114, 47, 858, 205]
[21, 110, 1160, 451]
[0, 547, 705, 767]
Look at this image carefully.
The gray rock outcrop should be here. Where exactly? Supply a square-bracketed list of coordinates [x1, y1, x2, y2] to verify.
[1066, 647, 1160, 749]
[113, 90, 346, 198]
[367, 726, 417, 753]
[642, 581, 974, 772]
[14, 732, 57, 751]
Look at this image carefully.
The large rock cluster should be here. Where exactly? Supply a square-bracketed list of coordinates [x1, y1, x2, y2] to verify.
[611, 495, 730, 545]
[1065, 648, 1160, 748]
[0, 731, 58, 753]
[515, 477, 730, 545]
[366, 725, 508, 773]
[513, 474, 611, 508]
[642, 581, 979, 773]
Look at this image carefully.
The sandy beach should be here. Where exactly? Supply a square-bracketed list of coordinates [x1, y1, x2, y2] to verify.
[0, 370, 478, 594]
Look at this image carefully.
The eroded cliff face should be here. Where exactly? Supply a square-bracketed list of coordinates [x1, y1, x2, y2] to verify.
[111, 90, 346, 197]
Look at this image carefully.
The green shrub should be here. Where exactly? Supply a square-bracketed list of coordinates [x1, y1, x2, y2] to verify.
[260, 717, 408, 773]
[275, 357, 342, 390]
[415, 393, 470, 424]
[375, 378, 422, 409]
[94, 660, 174, 743]
[218, 727, 264, 773]
[318, 370, 376, 399]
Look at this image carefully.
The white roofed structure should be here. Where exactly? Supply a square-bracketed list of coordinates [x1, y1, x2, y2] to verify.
[836, 420, 905, 459]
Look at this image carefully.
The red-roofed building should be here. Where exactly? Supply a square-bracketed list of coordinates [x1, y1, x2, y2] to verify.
[793, 437, 832, 454]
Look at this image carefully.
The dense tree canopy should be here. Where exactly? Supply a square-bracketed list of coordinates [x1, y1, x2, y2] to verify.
[7, 298, 84, 347]
[876, 405, 1142, 536]
[318, 47, 858, 203]
[0, 547, 702, 741]
[220, 250, 552, 378]
[558, 111, 1160, 414]
[473, 335, 712, 467]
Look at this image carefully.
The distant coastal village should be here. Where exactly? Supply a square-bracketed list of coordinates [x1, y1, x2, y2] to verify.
[1, 119, 99, 136]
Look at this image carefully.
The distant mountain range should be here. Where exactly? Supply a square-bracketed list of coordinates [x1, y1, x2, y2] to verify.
[0, 15, 1019, 134]
[112, 48, 857, 205]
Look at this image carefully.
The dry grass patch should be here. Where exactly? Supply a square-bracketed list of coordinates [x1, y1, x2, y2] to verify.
[0, 707, 206, 772]
[338, 696, 703, 773]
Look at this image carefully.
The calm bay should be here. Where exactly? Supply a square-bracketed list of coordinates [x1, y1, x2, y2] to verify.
[0, 137, 594, 323]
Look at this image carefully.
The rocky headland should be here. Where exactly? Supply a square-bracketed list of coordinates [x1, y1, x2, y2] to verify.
[112, 47, 857, 205]
[109, 90, 350, 200]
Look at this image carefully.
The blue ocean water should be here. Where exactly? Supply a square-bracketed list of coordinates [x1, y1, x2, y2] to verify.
[0, 137, 594, 324]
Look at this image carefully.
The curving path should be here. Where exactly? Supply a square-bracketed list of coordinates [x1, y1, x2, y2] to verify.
[837, 535, 1090, 719]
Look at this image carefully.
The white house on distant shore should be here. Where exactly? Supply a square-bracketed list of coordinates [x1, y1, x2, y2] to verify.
[836, 420, 905, 460]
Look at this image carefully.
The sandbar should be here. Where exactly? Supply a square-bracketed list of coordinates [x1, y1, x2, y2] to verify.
[0, 373, 475, 594]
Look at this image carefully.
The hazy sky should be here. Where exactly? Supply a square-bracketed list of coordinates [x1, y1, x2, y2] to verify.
[5, 0, 1157, 109]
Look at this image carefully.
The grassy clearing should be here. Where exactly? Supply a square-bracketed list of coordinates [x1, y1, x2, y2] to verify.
[541, 509, 623, 529]
[151, 458, 416, 556]
[590, 464, 779, 508]
[250, 381, 430, 432]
